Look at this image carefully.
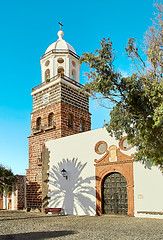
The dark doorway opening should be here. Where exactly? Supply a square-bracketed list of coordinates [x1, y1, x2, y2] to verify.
[102, 172, 128, 215]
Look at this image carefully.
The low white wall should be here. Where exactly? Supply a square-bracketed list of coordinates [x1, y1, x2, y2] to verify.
[3, 194, 7, 209]
[134, 162, 163, 219]
[12, 191, 14, 210]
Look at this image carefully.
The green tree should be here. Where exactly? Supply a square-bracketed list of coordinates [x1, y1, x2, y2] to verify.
[0, 164, 16, 194]
[80, 3, 163, 169]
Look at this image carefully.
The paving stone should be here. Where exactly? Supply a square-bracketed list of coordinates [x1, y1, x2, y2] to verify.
[0, 211, 162, 240]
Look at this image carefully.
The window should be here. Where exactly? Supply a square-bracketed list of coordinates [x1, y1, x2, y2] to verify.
[95, 141, 108, 155]
[45, 60, 50, 67]
[45, 69, 50, 82]
[57, 58, 64, 63]
[48, 113, 54, 127]
[119, 136, 132, 151]
[58, 67, 64, 76]
[80, 119, 84, 132]
[72, 69, 76, 80]
[68, 114, 73, 129]
[36, 117, 41, 130]
[72, 61, 76, 67]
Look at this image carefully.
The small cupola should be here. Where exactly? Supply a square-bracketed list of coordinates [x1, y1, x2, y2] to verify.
[40, 27, 80, 83]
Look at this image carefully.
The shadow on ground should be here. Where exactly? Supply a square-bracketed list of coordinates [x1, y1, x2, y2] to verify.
[0, 230, 77, 240]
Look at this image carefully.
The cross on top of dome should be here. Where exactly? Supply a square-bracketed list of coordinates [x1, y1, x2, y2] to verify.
[44, 22, 76, 54]
[58, 22, 63, 30]
[57, 22, 64, 39]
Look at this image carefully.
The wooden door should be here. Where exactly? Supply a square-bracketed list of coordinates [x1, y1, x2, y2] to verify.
[103, 172, 128, 215]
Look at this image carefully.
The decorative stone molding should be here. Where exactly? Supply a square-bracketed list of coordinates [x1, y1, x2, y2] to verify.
[119, 136, 132, 151]
[94, 141, 134, 216]
[42, 144, 50, 211]
[33, 127, 44, 135]
[95, 141, 108, 155]
[95, 144, 134, 165]
[109, 145, 117, 162]
[44, 123, 56, 131]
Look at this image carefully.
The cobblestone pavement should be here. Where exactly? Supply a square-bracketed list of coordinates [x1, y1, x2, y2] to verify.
[0, 211, 162, 240]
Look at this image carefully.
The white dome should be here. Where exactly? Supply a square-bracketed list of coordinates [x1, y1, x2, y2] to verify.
[45, 30, 76, 54]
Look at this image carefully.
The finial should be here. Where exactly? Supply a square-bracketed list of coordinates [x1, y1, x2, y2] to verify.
[57, 30, 64, 39]
[58, 22, 63, 30]
[57, 22, 64, 39]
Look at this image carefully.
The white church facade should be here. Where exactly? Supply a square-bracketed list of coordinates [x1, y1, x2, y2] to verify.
[26, 27, 163, 219]
[43, 128, 163, 219]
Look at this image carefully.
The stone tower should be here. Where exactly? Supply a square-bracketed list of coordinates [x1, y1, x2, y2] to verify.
[26, 29, 91, 211]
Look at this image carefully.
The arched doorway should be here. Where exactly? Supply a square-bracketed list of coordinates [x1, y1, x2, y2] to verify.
[102, 172, 128, 215]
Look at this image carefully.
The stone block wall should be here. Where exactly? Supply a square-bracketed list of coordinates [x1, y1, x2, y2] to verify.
[27, 81, 91, 210]
[33, 83, 61, 112]
[27, 129, 60, 210]
[42, 145, 50, 210]
[60, 83, 89, 112]
[61, 102, 91, 137]
[33, 82, 89, 113]
[14, 175, 26, 210]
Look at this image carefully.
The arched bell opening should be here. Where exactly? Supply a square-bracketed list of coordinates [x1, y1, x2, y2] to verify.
[48, 113, 54, 127]
[58, 67, 64, 76]
[80, 119, 84, 132]
[45, 69, 50, 82]
[36, 117, 41, 130]
[57, 58, 64, 64]
[72, 69, 76, 80]
[68, 114, 73, 130]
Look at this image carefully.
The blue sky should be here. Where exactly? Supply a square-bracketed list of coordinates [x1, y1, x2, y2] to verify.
[0, 0, 156, 174]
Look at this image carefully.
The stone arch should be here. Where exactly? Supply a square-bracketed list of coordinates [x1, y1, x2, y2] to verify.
[80, 118, 84, 132]
[57, 57, 64, 64]
[68, 113, 73, 130]
[58, 67, 64, 76]
[72, 69, 76, 80]
[45, 69, 50, 82]
[95, 163, 134, 216]
[100, 167, 131, 186]
[102, 172, 128, 215]
[48, 112, 54, 127]
[36, 117, 41, 130]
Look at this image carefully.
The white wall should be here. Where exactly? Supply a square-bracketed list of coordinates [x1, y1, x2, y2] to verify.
[3, 194, 7, 209]
[41, 54, 80, 83]
[11, 191, 14, 210]
[134, 162, 163, 219]
[45, 127, 163, 218]
[46, 128, 115, 215]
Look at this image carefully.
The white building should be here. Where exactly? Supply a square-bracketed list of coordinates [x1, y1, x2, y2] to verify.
[42, 128, 163, 219]
[28, 27, 163, 219]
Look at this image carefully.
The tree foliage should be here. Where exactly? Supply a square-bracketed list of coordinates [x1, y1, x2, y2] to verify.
[0, 164, 16, 194]
[80, 3, 163, 169]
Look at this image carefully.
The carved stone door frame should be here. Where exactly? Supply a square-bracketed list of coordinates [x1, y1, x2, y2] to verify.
[94, 141, 134, 216]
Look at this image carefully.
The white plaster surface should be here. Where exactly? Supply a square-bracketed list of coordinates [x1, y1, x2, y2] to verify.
[45, 127, 163, 218]
[11, 191, 14, 210]
[134, 162, 163, 219]
[40, 30, 80, 83]
[46, 128, 118, 215]
[45, 37, 76, 54]
[3, 194, 7, 209]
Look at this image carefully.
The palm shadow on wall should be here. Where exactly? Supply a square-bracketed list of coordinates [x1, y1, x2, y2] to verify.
[48, 158, 96, 215]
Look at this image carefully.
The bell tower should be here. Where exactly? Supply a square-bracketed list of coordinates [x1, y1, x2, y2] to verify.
[26, 29, 91, 211]
[41, 30, 80, 83]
